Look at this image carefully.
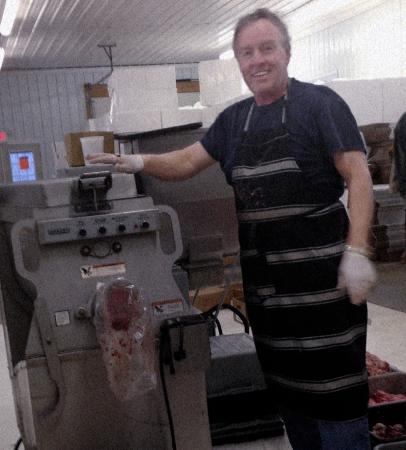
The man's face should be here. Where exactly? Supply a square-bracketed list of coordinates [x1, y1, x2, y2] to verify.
[235, 19, 290, 105]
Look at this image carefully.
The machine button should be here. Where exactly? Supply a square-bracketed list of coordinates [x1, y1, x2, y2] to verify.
[118, 224, 126, 232]
[112, 242, 122, 253]
[141, 221, 150, 229]
[80, 245, 92, 257]
[98, 226, 107, 234]
[79, 228, 87, 237]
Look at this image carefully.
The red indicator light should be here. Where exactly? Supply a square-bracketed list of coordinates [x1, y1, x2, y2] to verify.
[19, 156, 29, 170]
[0, 131, 7, 142]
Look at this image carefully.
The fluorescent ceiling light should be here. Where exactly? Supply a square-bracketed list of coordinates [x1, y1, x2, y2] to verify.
[219, 49, 234, 60]
[0, 0, 20, 36]
[0, 48, 4, 70]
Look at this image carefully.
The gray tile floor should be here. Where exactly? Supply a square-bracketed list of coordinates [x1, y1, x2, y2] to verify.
[0, 302, 405, 450]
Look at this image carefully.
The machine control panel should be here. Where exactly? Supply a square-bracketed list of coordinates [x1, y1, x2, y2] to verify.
[37, 209, 161, 244]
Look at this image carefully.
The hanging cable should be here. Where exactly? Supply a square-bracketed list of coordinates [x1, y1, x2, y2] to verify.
[94, 43, 116, 84]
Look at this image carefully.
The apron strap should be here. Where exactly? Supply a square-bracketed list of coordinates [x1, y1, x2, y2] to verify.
[243, 102, 255, 133]
[244, 78, 291, 132]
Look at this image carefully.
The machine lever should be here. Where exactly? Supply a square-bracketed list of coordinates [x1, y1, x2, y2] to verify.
[173, 321, 186, 361]
[72, 171, 113, 213]
[34, 297, 67, 425]
[160, 326, 176, 374]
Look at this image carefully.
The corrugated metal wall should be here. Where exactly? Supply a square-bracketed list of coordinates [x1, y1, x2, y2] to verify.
[289, 0, 406, 81]
[0, 67, 108, 177]
[0, 68, 109, 142]
[0, 64, 199, 177]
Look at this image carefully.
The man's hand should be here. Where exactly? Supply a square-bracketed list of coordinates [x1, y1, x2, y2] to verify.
[86, 153, 144, 173]
[337, 249, 377, 305]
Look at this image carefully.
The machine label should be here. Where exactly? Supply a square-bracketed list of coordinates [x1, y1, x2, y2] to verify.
[54, 310, 70, 326]
[80, 262, 126, 278]
[152, 299, 184, 316]
[48, 226, 70, 235]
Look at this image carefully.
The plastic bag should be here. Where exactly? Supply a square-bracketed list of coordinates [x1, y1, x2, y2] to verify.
[93, 278, 156, 401]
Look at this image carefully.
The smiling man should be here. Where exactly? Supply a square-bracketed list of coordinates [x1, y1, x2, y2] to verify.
[88, 8, 376, 449]
[233, 13, 290, 105]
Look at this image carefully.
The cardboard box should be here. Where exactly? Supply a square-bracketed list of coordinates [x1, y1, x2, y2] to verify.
[64, 131, 114, 166]
[190, 283, 245, 314]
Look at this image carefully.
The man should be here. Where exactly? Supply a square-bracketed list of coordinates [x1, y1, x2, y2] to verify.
[390, 112, 406, 262]
[88, 8, 376, 450]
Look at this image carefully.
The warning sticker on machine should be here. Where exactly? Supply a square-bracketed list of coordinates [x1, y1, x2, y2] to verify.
[152, 299, 184, 316]
[80, 262, 126, 279]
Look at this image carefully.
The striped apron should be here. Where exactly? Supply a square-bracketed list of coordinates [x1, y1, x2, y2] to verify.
[231, 92, 369, 421]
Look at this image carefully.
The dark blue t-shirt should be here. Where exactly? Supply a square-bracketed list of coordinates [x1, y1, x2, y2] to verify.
[200, 78, 365, 201]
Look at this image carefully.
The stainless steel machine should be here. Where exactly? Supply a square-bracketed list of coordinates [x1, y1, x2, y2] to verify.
[0, 171, 212, 450]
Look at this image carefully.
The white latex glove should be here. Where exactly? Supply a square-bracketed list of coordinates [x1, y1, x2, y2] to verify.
[337, 250, 377, 305]
[86, 153, 144, 173]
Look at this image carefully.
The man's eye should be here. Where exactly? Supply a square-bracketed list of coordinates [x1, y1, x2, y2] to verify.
[240, 50, 252, 58]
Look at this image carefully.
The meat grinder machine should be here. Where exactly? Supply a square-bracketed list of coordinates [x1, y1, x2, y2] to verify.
[0, 171, 212, 450]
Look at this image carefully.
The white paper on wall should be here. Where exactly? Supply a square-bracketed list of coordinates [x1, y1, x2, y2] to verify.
[54, 141, 69, 170]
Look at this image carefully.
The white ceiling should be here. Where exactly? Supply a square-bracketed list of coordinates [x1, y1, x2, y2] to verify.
[0, 0, 316, 71]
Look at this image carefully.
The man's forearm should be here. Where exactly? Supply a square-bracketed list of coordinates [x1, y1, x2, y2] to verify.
[142, 142, 215, 181]
[346, 171, 374, 249]
[142, 151, 198, 181]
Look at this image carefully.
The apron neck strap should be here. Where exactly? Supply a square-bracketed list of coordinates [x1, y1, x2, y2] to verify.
[244, 79, 290, 132]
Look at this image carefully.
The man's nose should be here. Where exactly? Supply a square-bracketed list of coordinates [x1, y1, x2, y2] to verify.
[250, 49, 266, 64]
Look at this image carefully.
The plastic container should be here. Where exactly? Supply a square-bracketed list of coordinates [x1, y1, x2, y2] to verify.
[369, 401, 406, 447]
[369, 372, 406, 408]
[373, 441, 406, 449]
[80, 136, 104, 165]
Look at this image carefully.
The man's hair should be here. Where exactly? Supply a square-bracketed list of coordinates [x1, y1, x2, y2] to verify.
[232, 8, 291, 54]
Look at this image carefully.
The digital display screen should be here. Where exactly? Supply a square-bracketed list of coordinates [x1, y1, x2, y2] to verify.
[9, 151, 37, 182]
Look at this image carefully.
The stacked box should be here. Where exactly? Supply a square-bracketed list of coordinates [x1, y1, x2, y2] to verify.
[160, 108, 203, 129]
[383, 78, 406, 124]
[108, 66, 178, 133]
[371, 185, 405, 261]
[326, 79, 383, 126]
[325, 78, 406, 127]
[201, 94, 250, 128]
[199, 59, 245, 106]
[359, 122, 393, 184]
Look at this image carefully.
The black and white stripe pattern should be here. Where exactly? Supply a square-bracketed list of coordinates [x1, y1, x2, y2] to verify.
[232, 158, 300, 180]
[265, 241, 344, 265]
[256, 324, 367, 351]
[232, 100, 368, 420]
[237, 204, 323, 222]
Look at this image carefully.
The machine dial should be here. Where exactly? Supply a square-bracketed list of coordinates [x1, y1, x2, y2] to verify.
[80, 245, 91, 257]
[112, 242, 122, 253]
